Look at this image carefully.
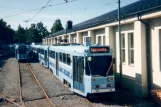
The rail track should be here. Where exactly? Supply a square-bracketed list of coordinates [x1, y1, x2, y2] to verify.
[18, 62, 55, 107]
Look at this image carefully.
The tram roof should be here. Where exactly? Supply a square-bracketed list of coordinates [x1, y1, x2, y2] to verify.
[15, 44, 27, 48]
[49, 45, 88, 54]
[49, 45, 110, 54]
[47, 0, 161, 38]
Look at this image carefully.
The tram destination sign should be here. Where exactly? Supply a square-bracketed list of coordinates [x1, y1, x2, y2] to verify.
[90, 47, 109, 53]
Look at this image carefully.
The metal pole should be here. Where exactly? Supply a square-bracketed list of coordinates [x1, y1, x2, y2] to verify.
[118, 0, 122, 85]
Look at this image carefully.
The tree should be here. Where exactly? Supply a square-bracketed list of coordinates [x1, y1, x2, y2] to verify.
[14, 25, 26, 43]
[36, 22, 49, 42]
[51, 19, 64, 34]
[26, 22, 49, 43]
[0, 19, 15, 44]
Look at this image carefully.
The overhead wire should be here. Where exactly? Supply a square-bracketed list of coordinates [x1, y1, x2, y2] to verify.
[1, 0, 78, 20]
[1, 8, 40, 19]
[27, 0, 52, 22]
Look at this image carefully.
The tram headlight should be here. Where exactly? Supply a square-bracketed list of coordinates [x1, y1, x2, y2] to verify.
[107, 77, 114, 82]
[93, 85, 99, 88]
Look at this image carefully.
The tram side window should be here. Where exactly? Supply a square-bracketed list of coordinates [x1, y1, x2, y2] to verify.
[52, 51, 55, 59]
[63, 53, 66, 63]
[38, 48, 40, 53]
[40, 49, 42, 54]
[50, 51, 55, 59]
[85, 59, 90, 76]
[49, 51, 51, 57]
[42, 49, 44, 55]
[41, 49, 42, 54]
[67, 54, 71, 65]
[59, 52, 62, 62]
[41, 49, 44, 55]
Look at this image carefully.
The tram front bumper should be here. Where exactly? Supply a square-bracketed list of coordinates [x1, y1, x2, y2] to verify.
[92, 88, 115, 93]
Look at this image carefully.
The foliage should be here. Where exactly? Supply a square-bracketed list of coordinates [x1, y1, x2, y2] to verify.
[15, 22, 49, 44]
[51, 19, 64, 34]
[14, 25, 26, 43]
[0, 19, 64, 44]
[0, 19, 15, 44]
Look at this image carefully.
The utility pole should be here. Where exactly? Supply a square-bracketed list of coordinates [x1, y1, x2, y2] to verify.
[118, 0, 122, 86]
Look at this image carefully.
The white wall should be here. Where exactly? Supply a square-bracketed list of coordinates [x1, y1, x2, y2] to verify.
[150, 17, 161, 89]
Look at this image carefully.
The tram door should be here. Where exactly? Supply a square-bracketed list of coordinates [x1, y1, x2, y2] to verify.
[73, 56, 84, 92]
[56, 52, 59, 76]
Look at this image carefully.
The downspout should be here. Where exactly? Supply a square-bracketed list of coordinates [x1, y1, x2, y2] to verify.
[138, 15, 152, 94]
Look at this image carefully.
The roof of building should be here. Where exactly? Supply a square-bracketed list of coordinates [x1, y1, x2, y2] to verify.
[47, 0, 161, 38]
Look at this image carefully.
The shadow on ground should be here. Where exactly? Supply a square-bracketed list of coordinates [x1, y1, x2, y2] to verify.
[87, 88, 155, 107]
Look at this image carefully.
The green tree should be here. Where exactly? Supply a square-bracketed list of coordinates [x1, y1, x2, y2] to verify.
[36, 22, 49, 42]
[26, 22, 49, 43]
[51, 19, 64, 34]
[0, 19, 15, 44]
[14, 25, 26, 43]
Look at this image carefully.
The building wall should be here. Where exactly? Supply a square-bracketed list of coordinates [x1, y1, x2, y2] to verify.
[150, 17, 161, 90]
[115, 22, 148, 97]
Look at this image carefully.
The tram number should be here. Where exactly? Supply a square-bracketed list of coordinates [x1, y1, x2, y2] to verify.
[90, 47, 109, 53]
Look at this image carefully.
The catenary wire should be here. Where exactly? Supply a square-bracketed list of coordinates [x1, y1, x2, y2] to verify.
[27, 0, 52, 22]
[1, 0, 78, 19]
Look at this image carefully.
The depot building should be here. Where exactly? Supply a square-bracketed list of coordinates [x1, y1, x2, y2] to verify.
[43, 0, 161, 97]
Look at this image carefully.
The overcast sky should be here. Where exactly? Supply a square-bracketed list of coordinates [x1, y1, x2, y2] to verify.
[0, 0, 139, 31]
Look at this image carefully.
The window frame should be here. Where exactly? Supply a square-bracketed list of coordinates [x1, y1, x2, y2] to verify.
[128, 32, 134, 65]
[96, 34, 105, 46]
[121, 33, 126, 63]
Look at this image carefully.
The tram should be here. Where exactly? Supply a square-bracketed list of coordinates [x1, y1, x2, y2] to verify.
[31, 37, 115, 97]
[15, 44, 30, 61]
[1, 44, 11, 56]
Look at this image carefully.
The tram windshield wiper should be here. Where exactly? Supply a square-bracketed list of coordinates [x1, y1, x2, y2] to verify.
[86, 56, 113, 76]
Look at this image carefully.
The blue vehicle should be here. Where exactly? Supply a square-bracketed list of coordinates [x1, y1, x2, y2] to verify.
[31, 44, 40, 61]
[38, 45, 49, 67]
[15, 44, 30, 61]
[31, 43, 115, 97]
[2, 45, 11, 56]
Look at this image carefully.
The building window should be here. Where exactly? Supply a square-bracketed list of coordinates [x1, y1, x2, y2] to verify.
[96, 35, 105, 46]
[128, 33, 134, 64]
[121, 34, 125, 63]
[98, 36, 101, 45]
[103, 36, 105, 45]
[159, 30, 161, 71]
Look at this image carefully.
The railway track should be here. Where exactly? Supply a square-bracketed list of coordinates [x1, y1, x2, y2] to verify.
[18, 62, 55, 107]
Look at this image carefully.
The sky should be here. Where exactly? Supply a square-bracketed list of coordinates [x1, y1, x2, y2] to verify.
[0, 0, 139, 31]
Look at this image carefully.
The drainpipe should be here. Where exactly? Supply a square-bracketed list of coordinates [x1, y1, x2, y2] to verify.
[138, 15, 151, 93]
[118, 0, 122, 86]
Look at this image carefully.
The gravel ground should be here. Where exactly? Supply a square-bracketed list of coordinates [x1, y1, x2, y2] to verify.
[89, 90, 155, 107]
[30, 63, 92, 107]
[20, 62, 44, 101]
[0, 58, 156, 107]
[25, 99, 53, 107]
[30, 63, 72, 97]
[30, 62, 155, 107]
[0, 58, 20, 104]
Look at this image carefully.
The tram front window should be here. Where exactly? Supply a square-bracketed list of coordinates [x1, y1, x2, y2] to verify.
[86, 56, 113, 76]
[18, 47, 27, 54]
